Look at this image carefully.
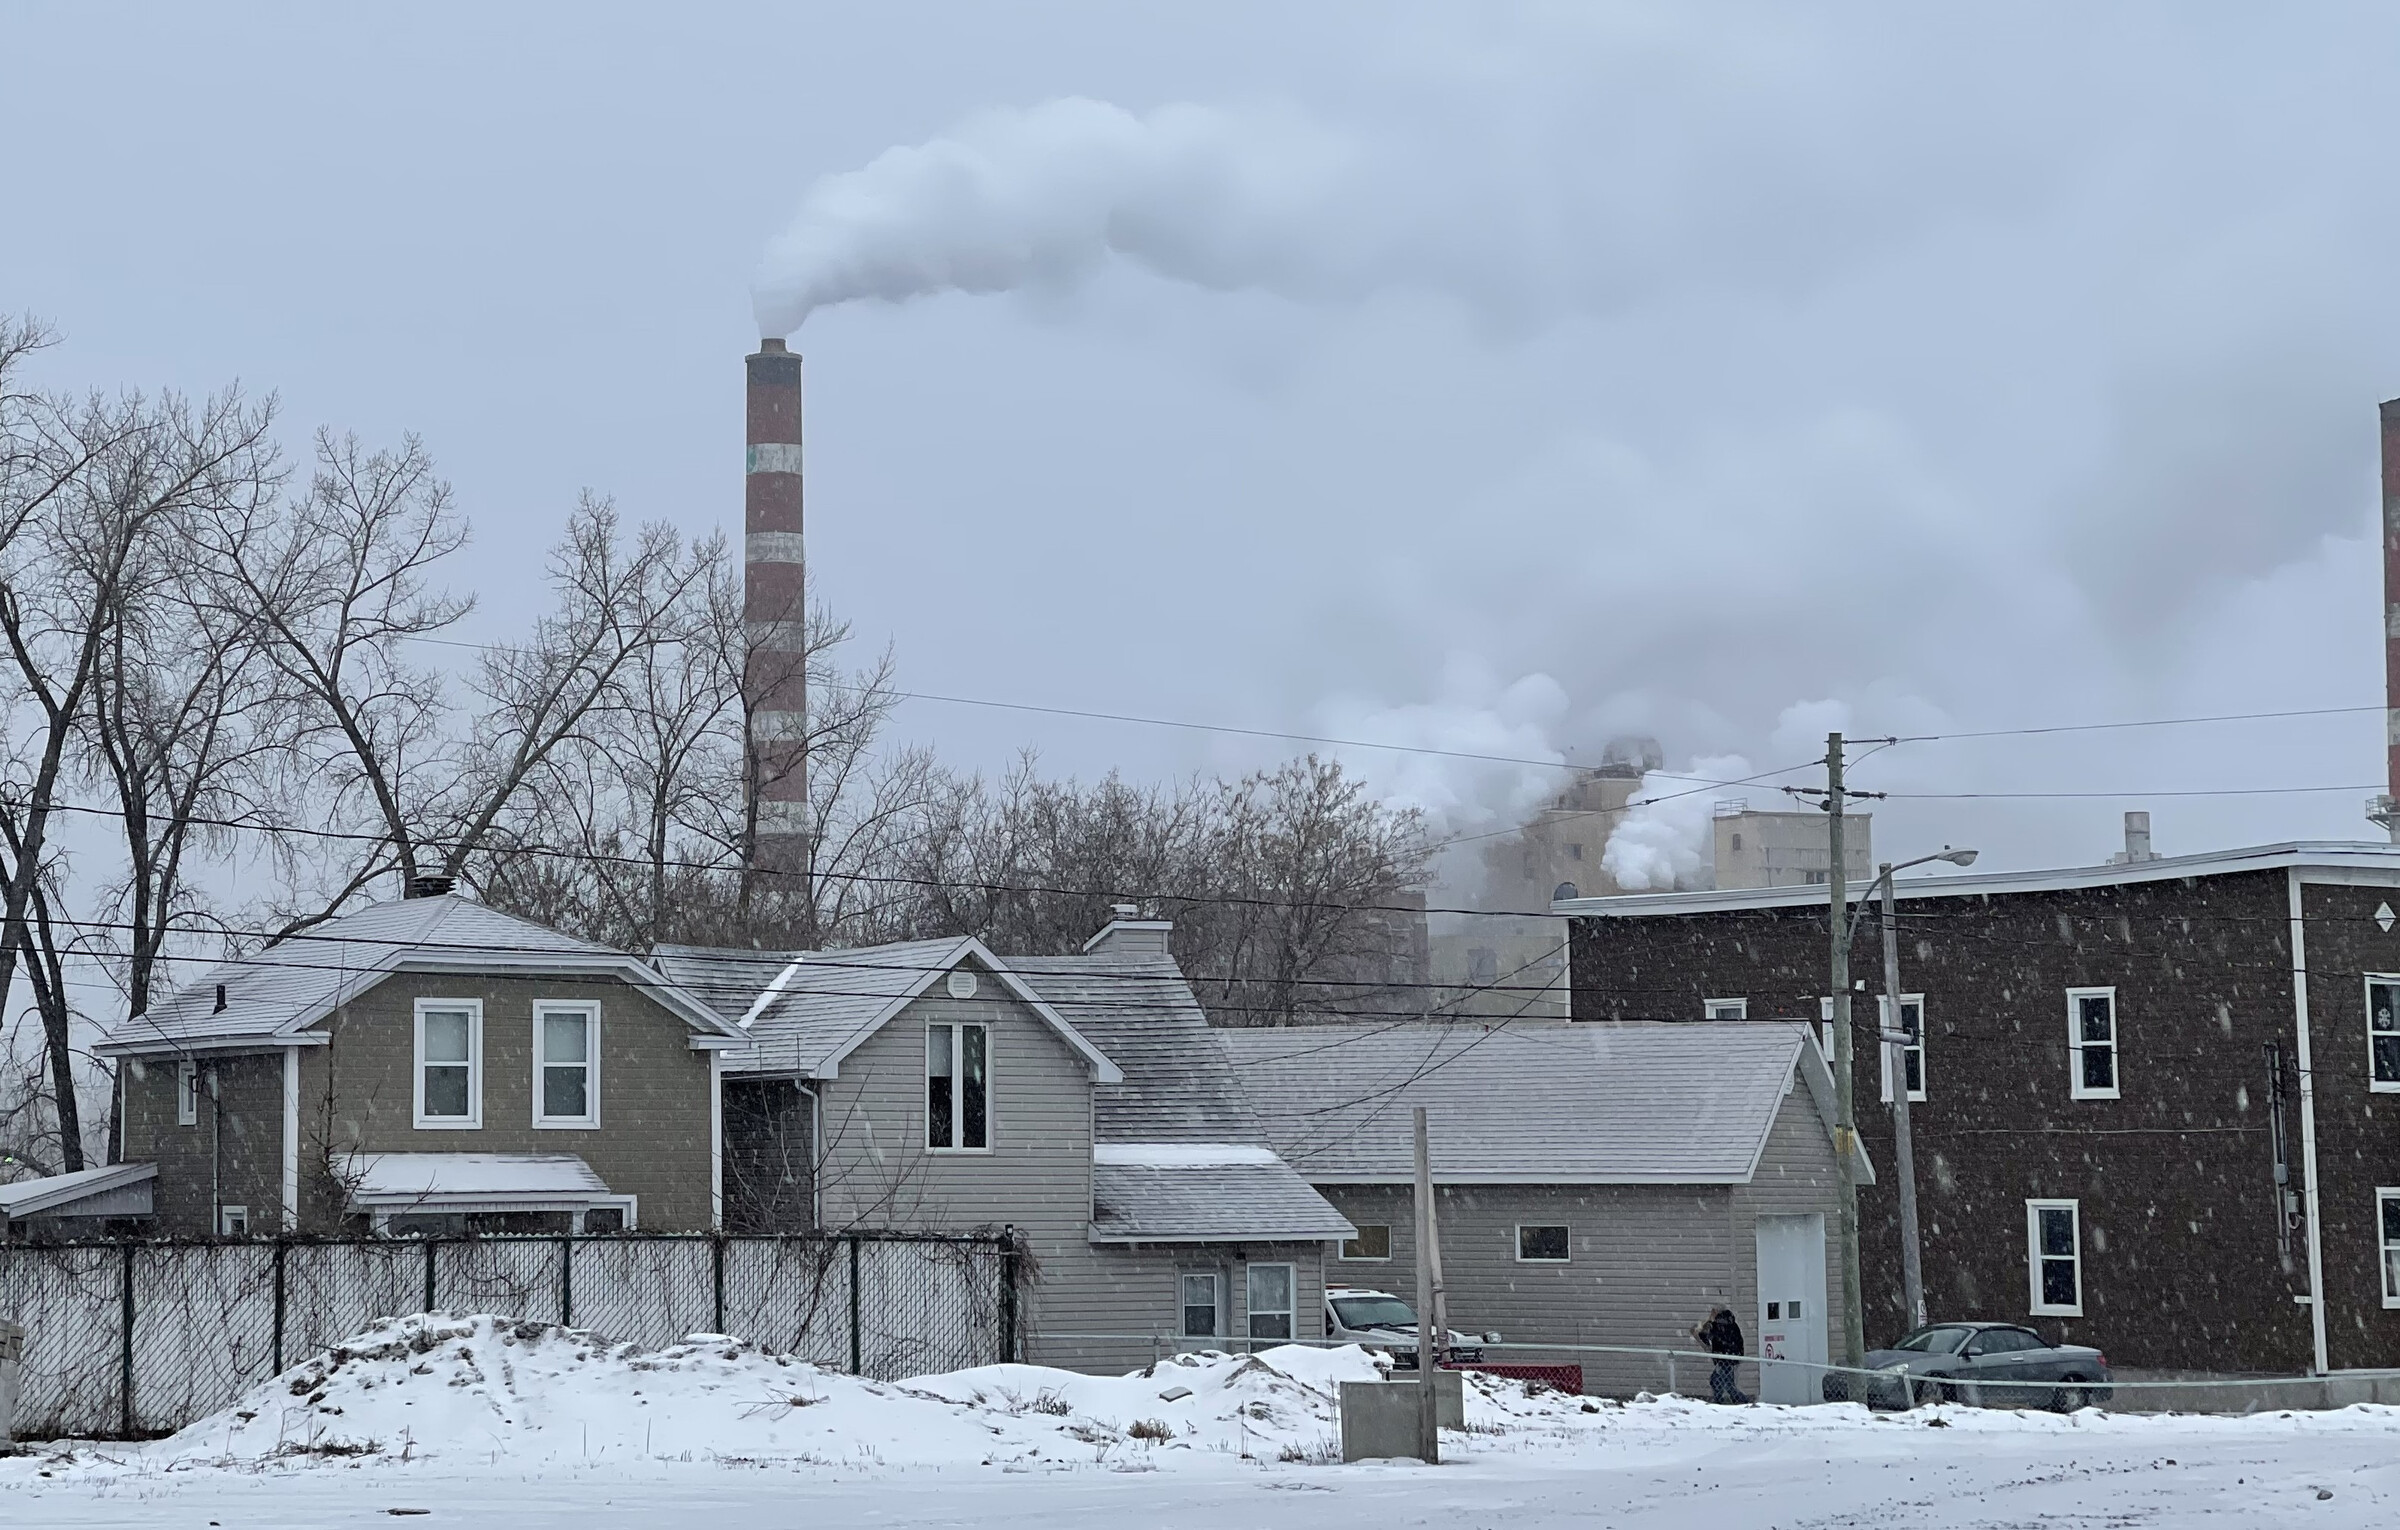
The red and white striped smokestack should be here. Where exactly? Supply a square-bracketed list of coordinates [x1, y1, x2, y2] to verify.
[2377, 399, 2400, 841]
[747, 338, 808, 872]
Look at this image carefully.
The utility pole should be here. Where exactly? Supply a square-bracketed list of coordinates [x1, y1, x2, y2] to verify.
[1824, 733, 1865, 1372]
[1413, 1104, 1441, 1465]
[1880, 865, 1926, 1331]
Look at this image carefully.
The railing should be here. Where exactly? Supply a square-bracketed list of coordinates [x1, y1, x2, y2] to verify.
[0, 1231, 1019, 1441]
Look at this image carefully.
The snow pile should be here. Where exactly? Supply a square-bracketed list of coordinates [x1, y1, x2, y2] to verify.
[126, 1313, 1606, 1473]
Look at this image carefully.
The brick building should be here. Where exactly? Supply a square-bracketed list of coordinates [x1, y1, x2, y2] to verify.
[1560, 841, 2400, 1377]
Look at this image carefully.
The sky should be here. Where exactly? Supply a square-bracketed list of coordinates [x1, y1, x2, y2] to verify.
[5, 1, 2397, 884]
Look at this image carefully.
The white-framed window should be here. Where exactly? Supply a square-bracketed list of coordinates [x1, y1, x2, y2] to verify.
[1339, 1224, 1391, 1261]
[2380, 1189, 2400, 1309]
[2368, 977, 2400, 1093]
[414, 999, 483, 1129]
[1516, 1224, 1570, 1263]
[926, 1021, 990, 1151]
[1246, 1263, 1295, 1342]
[533, 1001, 601, 1127]
[1181, 1271, 1224, 1338]
[1878, 995, 1927, 1103]
[218, 1205, 249, 1236]
[2067, 988, 2119, 1100]
[2026, 1199, 2083, 1316]
[1704, 998, 1748, 1020]
[176, 1060, 199, 1127]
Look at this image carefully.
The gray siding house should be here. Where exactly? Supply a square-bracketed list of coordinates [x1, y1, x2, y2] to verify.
[91, 893, 747, 1236]
[655, 917, 1354, 1373]
[1217, 1020, 1870, 1399]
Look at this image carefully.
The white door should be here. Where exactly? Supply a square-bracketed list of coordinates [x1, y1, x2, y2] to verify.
[1755, 1213, 1828, 1405]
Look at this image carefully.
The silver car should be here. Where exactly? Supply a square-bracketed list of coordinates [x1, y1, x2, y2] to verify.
[1852, 1322, 2112, 1411]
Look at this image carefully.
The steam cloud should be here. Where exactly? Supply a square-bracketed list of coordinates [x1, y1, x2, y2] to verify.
[1600, 754, 1756, 891]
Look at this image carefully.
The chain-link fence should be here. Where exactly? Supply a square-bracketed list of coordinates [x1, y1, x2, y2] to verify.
[0, 1231, 1018, 1441]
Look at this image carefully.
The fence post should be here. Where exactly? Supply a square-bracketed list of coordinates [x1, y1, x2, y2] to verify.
[272, 1239, 288, 1374]
[560, 1235, 574, 1328]
[848, 1235, 863, 1376]
[712, 1234, 726, 1336]
[118, 1242, 136, 1437]
[424, 1239, 437, 1315]
[999, 1227, 1019, 1365]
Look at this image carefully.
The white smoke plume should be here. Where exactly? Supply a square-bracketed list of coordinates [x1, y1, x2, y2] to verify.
[1600, 753, 1756, 892]
[1314, 661, 1570, 838]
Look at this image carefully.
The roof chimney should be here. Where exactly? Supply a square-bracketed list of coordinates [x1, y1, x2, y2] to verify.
[747, 337, 808, 874]
[404, 873, 455, 899]
[1083, 911, 1173, 958]
[2122, 811, 2152, 863]
[2372, 398, 2400, 840]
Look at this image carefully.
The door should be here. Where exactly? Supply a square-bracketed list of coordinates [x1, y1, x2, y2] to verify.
[1755, 1213, 1829, 1405]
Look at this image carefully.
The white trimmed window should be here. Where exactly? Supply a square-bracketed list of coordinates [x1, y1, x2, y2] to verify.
[1246, 1263, 1295, 1341]
[176, 1060, 199, 1126]
[1340, 1224, 1391, 1261]
[534, 1001, 600, 1127]
[1879, 995, 1927, 1103]
[2368, 977, 2400, 1093]
[1704, 998, 1748, 1020]
[2066, 988, 2120, 1100]
[1181, 1271, 1224, 1338]
[2027, 1199, 2083, 1316]
[926, 1022, 990, 1151]
[1517, 1224, 1570, 1263]
[414, 999, 483, 1129]
[218, 1205, 248, 1236]
[2380, 1189, 2400, 1309]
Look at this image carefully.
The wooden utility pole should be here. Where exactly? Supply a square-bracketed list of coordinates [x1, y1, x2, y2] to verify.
[1825, 732, 1865, 1371]
[1413, 1104, 1441, 1464]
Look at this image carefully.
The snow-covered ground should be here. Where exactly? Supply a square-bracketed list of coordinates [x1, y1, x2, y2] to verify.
[3, 1312, 2395, 1527]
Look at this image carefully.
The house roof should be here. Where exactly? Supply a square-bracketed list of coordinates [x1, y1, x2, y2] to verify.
[346, 1152, 616, 1210]
[0, 1162, 157, 1221]
[1090, 1144, 1356, 1243]
[1009, 952, 1269, 1144]
[99, 896, 744, 1058]
[1553, 839, 2400, 919]
[652, 936, 1124, 1084]
[1217, 1019, 1869, 1185]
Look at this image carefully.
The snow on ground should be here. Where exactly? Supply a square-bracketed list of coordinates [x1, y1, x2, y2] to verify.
[3, 1312, 2397, 1526]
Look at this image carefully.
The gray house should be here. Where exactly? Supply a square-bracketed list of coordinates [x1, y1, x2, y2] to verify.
[655, 916, 1354, 1372]
[1217, 1019, 1870, 1399]
[91, 892, 747, 1235]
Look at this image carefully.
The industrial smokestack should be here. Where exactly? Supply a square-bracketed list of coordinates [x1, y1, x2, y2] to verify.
[2376, 400, 2400, 843]
[747, 338, 808, 872]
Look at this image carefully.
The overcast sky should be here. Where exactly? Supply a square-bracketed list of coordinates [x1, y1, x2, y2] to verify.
[6, 2, 2396, 879]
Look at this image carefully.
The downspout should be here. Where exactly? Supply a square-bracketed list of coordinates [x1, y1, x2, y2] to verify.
[807, 1079, 824, 1232]
[2286, 867, 2331, 1374]
[281, 1047, 301, 1233]
[709, 1050, 725, 1231]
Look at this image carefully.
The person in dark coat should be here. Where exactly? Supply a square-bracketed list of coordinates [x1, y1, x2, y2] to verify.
[1693, 1307, 1748, 1404]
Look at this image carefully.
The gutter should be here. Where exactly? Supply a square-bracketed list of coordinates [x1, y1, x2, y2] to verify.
[2286, 868, 2331, 1375]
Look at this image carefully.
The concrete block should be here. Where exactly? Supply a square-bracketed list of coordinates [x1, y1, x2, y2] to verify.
[1338, 1373, 1461, 1462]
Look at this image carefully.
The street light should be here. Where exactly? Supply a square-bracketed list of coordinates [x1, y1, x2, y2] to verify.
[1853, 846, 1975, 1335]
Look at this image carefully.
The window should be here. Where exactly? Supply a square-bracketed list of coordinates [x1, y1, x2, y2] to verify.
[1468, 948, 1499, 985]
[176, 1060, 199, 1126]
[1704, 998, 1748, 1020]
[1246, 1263, 1295, 1342]
[2067, 989, 2119, 1100]
[2380, 1190, 2400, 1309]
[1340, 1224, 1391, 1261]
[2369, 978, 2400, 1093]
[583, 1206, 628, 1235]
[1516, 1224, 1570, 1263]
[1730, 832, 1743, 853]
[414, 999, 482, 1129]
[1181, 1272, 1222, 1338]
[1878, 995, 1927, 1103]
[926, 1022, 989, 1150]
[218, 1205, 249, 1236]
[1568, 842, 1584, 862]
[2027, 1200, 2082, 1316]
[533, 1002, 600, 1127]
[1966, 1327, 2042, 1357]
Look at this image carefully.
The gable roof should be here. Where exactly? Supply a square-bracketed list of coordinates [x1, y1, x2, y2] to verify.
[1008, 951, 1267, 1144]
[0, 1161, 157, 1221]
[99, 896, 744, 1057]
[1217, 1019, 1869, 1185]
[1090, 1144, 1356, 1243]
[652, 936, 1124, 1084]
[1554, 839, 2400, 919]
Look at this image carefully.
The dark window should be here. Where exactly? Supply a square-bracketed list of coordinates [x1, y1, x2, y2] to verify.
[2069, 991, 2118, 1098]
[927, 1023, 989, 1150]
[1553, 882, 1580, 902]
[1730, 832, 1743, 853]
[582, 1206, 627, 1234]
[2370, 979, 2400, 1088]
[1517, 1224, 1570, 1263]
[2030, 1201, 2081, 1313]
[1247, 1264, 1295, 1341]
[1181, 1272, 1220, 1338]
[1340, 1225, 1391, 1261]
[1568, 842, 1583, 861]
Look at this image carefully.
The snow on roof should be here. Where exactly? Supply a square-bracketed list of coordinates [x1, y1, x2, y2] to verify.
[1219, 1020, 1854, 1185]
[1092, 1143, 1283, 1168]
[1090, 1156, 1354, 1243]
[0, 1161, 156, 1219]
[102, 896, 741, 1056]
[346, 1153, 613, 1208]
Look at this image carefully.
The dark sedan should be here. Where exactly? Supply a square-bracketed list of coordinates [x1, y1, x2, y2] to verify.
[1842, 1322, 2112, 1411]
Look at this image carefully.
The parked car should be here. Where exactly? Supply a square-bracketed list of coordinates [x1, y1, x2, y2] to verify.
[1324, 1286, 1493, 1367]
[1844, 1321, 2112, 1411]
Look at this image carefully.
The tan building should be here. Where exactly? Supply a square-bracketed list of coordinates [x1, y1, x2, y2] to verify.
[1710, 801, 1874, 890]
